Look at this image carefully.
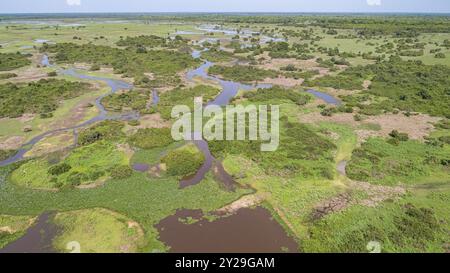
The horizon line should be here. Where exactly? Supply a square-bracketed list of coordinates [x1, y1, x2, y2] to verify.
[1, 11, 450, 15]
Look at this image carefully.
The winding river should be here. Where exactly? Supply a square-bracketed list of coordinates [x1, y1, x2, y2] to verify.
[0, 56, 136, 167]
[1, 44, 340, 253]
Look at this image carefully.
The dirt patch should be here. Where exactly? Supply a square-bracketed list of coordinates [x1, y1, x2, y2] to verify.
[362, 80, 372, 90]
[0, 217, 36, 234]
[75, 177, 108, 189]
[125, 113, 171, 135]
[261, 76, 304, 87]
[217, 194, 266, 214]
[117, 143, 134, 159]
[48, 101, 98, 130]
[299, 112, 440, 141]
[311, 181, 405, 220]
[311, 193, 352, 220]
[0, 136, 26, 150]
[148, 164, 164, 178]
[24, 131, 74, 158]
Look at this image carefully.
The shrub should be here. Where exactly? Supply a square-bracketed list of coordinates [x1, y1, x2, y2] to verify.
[161, 145, 205, 176]
[78, 120, 125, 145]
[110, 165, 133, 179]
[48, 163, 72, 176]
[128, 128, 174, 149]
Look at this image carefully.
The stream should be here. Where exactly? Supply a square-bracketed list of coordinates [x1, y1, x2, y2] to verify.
[0, 55, 136, 167]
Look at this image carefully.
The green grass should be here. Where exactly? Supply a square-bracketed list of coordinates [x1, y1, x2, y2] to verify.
[347, 138, 449, 186]
[11, 141, 128, 189]
[0, 214, 33, 248]
[0, 165, 250, 252]
[302, 192, 450, 253]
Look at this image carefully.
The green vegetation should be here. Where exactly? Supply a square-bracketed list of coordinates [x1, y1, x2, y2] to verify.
[210, 118, 336, 178]
[201, 48, 235, 62]
[157, 85, 220, 119]
[0, 150, 16, 161]
[11, 141, 128, 189]
[347, 138, 449, 186]
[309, 59, 450, 117]
[53, 208, 145, 253]
[128, 128, 174, 149]
[41, 43, 200, 87]
[0, 73, 17, 79]
[0, 164, 249, 252]
[101, 90, 150, 112]
[304, 202, 448, 252]
[208, 65, 278, 83]
[78, 120, 125, 146]
[161, 143, 205, 177]
[0, 214, 33, 249]
[0, 14, 449, 253]
[0, 79, 90, 118]
[243, 86, 311, 105]
[0, 52, 31, 71]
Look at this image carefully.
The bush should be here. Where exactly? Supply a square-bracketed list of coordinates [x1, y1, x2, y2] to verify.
[110, 165, 133, 179]
[389, 130, 409, 142]
[0, 79, 89, 118]
[0, 52, 31, 71]
[48, 163, 72, 175]
[78, 120, 125, 146]
[128, 128, 174, 149]
[128, 120, 140, 126]
[0, 149, 16, 161]
[161, 145, 205, 176]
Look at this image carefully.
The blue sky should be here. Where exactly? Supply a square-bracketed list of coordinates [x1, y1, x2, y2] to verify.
[1, 0, 449, 13]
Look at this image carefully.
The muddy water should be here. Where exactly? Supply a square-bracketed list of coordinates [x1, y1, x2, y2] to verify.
[155, 207, 299, 253]
[0, 212, 58, 253]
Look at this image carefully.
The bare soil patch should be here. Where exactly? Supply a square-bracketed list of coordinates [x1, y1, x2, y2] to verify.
[299, 112, 439, 141]
[0, 136, 26, 150]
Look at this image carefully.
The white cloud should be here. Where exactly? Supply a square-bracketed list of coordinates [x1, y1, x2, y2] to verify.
[367, 0, 381, 6]
[66, 0, 81, 6]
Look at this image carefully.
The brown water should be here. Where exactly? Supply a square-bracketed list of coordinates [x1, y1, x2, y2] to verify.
[155, 207, 299, 253]
[0, 212, 58, 253]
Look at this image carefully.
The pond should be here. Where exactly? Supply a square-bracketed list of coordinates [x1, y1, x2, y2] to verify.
[155, 207, 299, 253]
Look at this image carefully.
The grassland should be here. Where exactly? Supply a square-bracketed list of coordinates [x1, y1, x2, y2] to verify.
[53, 208, 145, 253]
[0, 15, 448, 253]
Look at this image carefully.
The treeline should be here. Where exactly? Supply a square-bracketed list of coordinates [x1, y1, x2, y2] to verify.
[0, 79, 89, 118]
[116, 34, 189, 49]
[40, 43, 200, 88]
[306, 57, 450, 117]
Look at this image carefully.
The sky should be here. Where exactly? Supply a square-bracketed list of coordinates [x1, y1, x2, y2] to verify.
[0, 0, 450, 14]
